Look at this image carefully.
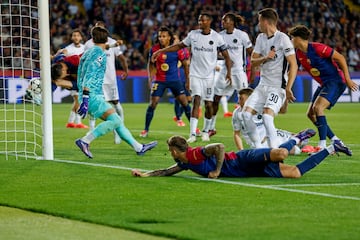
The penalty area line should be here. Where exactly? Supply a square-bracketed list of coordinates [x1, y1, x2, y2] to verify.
[44, 158, 360, 201]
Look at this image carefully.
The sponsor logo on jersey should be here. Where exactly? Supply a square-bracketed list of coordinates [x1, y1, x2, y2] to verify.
[161, 63, 169, 71]
[193, 46, 214, 52]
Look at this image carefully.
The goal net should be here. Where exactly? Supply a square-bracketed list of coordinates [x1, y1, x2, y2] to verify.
[0, 0, 53, 160]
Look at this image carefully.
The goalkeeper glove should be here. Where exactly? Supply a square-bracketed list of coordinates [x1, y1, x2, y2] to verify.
[77, 91, 89, 118]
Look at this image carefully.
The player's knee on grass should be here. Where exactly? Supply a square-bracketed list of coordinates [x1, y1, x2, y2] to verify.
[270, 148, 288, 162]
[280, 164, 302, 178]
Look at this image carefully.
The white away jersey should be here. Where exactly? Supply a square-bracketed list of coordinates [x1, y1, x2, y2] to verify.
[65, 43, 85, 56]
[182, 29, 226, 78]
[219, 28, 252, 73]
[253, 30, 295, 88]
[84, 37, 122, 85]
[232, 106, 266, 148]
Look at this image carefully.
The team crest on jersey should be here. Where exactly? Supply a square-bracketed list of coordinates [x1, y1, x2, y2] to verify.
[161, 63, 169, 71]
[177, 60, 182, 67]
[96, 56, 103, 66]
[209, 40, 214, 45]
[310, 68, 320, 76]
[233, 39, 237, 43]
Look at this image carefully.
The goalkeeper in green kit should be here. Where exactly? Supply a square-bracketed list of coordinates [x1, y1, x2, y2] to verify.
[75, 26, 157, 158]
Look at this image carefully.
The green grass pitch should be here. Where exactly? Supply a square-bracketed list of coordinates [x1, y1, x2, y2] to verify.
[1, 102, 359, 240]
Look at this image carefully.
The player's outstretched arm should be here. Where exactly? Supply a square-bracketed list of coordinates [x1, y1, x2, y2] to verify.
[332, 50, 359, 92]
[132, 164, 183, 177]
[233, 130, 244, 150]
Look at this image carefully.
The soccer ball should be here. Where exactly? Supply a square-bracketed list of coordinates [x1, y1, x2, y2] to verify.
[29, 77, 42, 94]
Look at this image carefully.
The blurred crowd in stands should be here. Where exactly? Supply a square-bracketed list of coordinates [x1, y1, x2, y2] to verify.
[1, 0, 360, 72]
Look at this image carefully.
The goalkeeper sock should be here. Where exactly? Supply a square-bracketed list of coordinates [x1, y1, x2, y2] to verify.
[296, 149, 329, 176]
[92, 114, 120, 139]
[108, 113, 142, 151]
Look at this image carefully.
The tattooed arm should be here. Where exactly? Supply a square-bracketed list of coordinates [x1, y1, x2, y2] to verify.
[132, 164, 183, 177]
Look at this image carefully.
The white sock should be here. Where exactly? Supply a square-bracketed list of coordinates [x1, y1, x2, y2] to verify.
[220, 96, 229, 113]
[189, 117, 198, 136]
[113, 102, 124, 121]
[132, 141, 143, 152]
[89, 118, 96, 131]
[331, 136, 339, 142]
[318, 140, 326, 148]
[326, 145, 335, 153]
[210, 115, 217, 130]
[202, 118, 212, 132]
[75, 114, 82, 124]
[262, 114, 279, 148]
[68, 111, 76, 123]
[82, 132, 95, 144]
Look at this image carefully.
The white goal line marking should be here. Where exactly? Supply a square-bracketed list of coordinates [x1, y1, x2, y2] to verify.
[43, 158, 360, 201]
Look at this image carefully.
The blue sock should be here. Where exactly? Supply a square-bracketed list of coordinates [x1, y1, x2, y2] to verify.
[279, 139, 296, 152]
[315, 116, 327, 141]
[145, 106, 155, 131]
[174, 100, 182, 120]
[182, 104, 191, 121]
[296, 149, 329, 175]
[326, 125, 335, 139]
[92, 113, 120, 138]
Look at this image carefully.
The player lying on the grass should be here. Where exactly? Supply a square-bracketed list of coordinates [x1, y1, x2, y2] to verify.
[132, 129, 350, 179]
[75, 26, 157, 158]
[232, 88, 303, 155]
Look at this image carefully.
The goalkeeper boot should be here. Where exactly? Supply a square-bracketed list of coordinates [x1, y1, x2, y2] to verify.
[75, 139, 93, 158]
[137, 141, 158, 156]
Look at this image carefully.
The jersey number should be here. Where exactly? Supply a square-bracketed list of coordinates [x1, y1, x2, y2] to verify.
[268, 93, 279, 103]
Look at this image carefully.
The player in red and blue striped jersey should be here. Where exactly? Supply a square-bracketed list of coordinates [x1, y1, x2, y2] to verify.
[289, 25, 358, 155]
[173, 34, 192, 127]
[132, 129, 351, 179]
[140, 26, 191, 137]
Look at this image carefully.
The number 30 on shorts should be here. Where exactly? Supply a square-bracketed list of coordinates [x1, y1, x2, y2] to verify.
[268, 93, 279, 103]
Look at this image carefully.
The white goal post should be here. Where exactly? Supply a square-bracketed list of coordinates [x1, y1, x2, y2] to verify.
[0, 0, 53, 160]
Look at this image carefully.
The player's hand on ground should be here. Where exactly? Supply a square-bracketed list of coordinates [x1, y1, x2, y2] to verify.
[77, 96, 89, 119]
[132, 169, 143, 177]
[208, 170, 220, 179]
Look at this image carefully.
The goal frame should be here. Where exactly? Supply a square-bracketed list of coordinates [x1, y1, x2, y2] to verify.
[39, 0, 53, 160]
